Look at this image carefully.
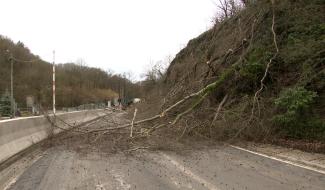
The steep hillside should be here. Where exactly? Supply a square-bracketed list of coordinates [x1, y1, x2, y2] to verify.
[161, 0, 324, 143]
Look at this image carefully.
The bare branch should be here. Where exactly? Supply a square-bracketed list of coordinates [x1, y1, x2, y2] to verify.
[126, 146, 149, 153]
[210, 94, 229, 126]
[130, 108, 138, 138]
[172, 92, 209, 125]
[250, 3, 279, 121]
[233, 4, 279, 139]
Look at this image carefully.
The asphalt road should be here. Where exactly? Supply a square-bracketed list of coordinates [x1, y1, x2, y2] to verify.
[6, 144, 325, 190]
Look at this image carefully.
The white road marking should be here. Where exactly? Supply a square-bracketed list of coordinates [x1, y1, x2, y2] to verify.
[230, 145, 325, 175]
[160, 153, 220, 190]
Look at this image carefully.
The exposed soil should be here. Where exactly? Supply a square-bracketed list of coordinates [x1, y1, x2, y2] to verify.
[43, 108, 219, 159]
[2, 109, 325, 190]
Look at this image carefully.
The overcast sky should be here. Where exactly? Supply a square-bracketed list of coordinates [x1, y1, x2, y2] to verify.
[0, 0, 216, 79]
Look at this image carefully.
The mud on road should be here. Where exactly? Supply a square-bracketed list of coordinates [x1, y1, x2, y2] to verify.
[2, 109, 325, 190]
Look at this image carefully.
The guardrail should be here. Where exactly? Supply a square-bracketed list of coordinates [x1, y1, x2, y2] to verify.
[0, 109, 107, 164]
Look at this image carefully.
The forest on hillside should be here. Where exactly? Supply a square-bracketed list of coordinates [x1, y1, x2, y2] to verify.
[0, 36, 141, 109]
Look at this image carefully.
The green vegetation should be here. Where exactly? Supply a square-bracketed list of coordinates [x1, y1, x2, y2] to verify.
[273, 87, 324, 139]
[0, 89, 11, 117]
[162, 0, 325, 143]
[239, 48, 270, 91]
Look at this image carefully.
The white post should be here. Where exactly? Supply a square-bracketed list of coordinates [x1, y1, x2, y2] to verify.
[52, 50, 56, 114]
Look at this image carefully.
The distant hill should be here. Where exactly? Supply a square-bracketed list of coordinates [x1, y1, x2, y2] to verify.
[0, 36, 140, 109]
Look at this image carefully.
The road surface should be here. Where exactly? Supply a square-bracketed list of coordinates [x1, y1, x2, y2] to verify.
[2, 111, 325, 190]
[3, 144, 325, 190]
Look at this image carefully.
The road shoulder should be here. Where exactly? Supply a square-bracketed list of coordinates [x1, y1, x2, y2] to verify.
[231, 142, 325, 174]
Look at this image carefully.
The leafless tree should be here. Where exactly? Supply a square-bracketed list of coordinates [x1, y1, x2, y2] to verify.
[217, 0, 230, 19]
[140, 56, 172, 97]
[213, 0, 244, 23]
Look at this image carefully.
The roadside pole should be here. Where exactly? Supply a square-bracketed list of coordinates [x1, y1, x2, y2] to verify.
[10, 53, 15, 118]
[53, 50, 56, 115]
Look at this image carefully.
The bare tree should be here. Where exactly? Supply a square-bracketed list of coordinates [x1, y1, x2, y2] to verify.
[140, 56, 172, 97]
[213, 0, 244, 23]
[217, 0, 230, 19]
[240, 0, 255, 6]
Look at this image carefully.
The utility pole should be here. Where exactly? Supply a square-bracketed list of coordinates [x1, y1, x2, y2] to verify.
[10, 52, 15, 118]
[123, 73, 126, 102]
[52, 50, 56, 114]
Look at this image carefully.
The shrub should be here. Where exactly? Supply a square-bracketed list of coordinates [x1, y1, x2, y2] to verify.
[0, 90, 11, 117]
[273, 87, 325, 139]
[274, 87, 317, 114]
[238, 48, 270, 92]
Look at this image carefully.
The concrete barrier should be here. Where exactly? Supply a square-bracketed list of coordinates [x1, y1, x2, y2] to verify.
[0, 109, 107, 164]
